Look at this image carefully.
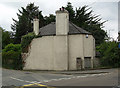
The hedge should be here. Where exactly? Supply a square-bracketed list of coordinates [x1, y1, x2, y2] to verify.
[2, 43, 23, 70]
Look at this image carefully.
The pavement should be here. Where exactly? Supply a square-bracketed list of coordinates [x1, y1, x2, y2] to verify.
[1, 68, 119, 88]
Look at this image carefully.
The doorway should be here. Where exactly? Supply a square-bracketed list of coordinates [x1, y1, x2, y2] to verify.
[76, 58, 82, 70]
[84, 57, 91, 68]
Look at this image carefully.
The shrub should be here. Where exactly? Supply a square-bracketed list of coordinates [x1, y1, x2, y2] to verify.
[96, 41, 120, 68]
[2, 43, 23, 70]
[21, 32, 35, 53]
[2, 43, 21, 52]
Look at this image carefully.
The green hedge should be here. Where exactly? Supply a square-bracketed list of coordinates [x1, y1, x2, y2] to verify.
[2, 43, 23, 70]
[21, 32, 35, 53]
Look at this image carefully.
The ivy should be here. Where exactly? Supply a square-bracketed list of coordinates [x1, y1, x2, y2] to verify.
[21, 32, 35, 53]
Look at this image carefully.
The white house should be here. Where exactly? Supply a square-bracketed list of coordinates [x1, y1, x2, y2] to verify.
[23, 8, 96, 70]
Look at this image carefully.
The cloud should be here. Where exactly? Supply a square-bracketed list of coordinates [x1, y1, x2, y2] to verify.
[0, 1, 118, 40]
[0, 3, 18, 31]
[90, 2, 118, 39]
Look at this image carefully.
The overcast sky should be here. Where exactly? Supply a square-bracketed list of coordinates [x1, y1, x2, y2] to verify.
[0, 0, 119, 40]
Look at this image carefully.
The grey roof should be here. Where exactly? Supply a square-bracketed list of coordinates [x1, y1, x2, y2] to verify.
[39, 22, 91, 36]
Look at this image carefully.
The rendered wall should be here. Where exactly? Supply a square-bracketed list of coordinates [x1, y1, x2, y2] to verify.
[24, 36, 54, 70]
[68, 35, 84, 70]
[24, 35, 68, 70]
[54, 36, 68, 70]
[68, 34, 95, 70]
[24, 34, 95, 70]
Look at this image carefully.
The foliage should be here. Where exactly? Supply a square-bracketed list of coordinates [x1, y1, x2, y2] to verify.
[2, 43, 21, 52]
[65, 2, 75, 21]
[44, 14, 55, 25]
[11, 3, 45, 44]
[65, 2, 107, 45]
[0, 27, 13, 49]
[2, 43, 23, 70]
[11, 2, 107, 45]
[21, 32, 35, 53]
[96, 41, 120, 67]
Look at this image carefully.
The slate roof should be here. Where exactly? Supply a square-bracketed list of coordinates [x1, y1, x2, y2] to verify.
[39, 22, 91, 36]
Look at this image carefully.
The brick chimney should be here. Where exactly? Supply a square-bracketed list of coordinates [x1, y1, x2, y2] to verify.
[55, 7, 69, 35]
[33, 18, 39, 35]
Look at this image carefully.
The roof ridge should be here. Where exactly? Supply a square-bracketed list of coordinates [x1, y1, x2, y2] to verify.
[39, 21, 91, 36]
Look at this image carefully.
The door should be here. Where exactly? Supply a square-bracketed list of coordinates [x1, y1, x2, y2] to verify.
[84, 57, 91, 68]
[76, 58, 82, 70]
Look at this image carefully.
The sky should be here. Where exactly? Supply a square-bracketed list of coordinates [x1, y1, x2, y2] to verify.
[0, 0, 119, 40]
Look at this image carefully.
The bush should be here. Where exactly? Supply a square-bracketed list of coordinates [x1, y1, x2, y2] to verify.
[96, 41, 120, 68]
[2, 43, 21, 52]
[2, 44, 23, 70]
[21, 32, 35, 53]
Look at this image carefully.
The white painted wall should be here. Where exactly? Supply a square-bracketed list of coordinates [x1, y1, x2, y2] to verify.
[24, 34, 95, 70]
[68, 34, 95, 70]
[24, 36, 54, 70]
[83, 35, 95, 68]
[68, 35, 84, 70]
[54, 36, 68, 70]
[24, 35, 68, 70]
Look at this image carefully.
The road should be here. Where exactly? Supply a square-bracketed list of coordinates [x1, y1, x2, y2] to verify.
[2, 68, 119, 87]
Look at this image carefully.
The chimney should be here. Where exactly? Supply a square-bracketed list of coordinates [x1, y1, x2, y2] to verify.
[33, 18, 39, 35]
[55, 7, 69, 35]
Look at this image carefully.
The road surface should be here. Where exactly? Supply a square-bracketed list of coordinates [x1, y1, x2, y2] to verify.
[2, 68, 119, 87]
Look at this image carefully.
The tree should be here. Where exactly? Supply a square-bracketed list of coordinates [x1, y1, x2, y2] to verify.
[0, 27, 13, 49]
[11, 3, 45, 44]
[65, 2, 75, 21]
[96, 41, 120, 67]
[44, 14, 55, 25]
[65, 2, 107, 45]
[11, 2, 107, 45]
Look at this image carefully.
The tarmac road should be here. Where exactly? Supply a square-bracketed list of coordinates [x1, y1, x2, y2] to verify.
[2, 68, 119, 87]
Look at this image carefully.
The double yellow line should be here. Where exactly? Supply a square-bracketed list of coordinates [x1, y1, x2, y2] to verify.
[19, 83, 55, 88]
[23, 83, 47, 87]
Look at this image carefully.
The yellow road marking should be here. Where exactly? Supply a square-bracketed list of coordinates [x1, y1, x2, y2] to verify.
[22, 82, 55, 88]
[23, 83, 46, 87]
[34, 83, 46, 86]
